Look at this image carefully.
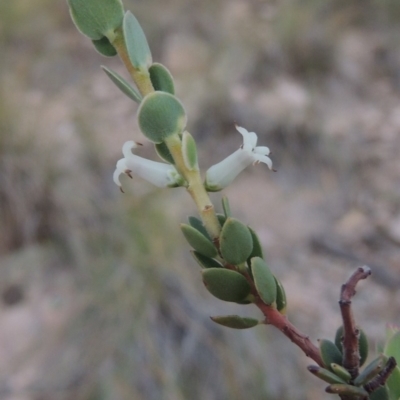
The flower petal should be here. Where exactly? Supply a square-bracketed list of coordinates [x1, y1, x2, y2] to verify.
[254, 146, 270, 156]
[252, 154, 273, 169]
[236, 125, 257, 150]
[113, 158, 128, 187]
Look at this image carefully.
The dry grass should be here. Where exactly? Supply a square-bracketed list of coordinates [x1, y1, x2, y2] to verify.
[0, 1, 399, 399]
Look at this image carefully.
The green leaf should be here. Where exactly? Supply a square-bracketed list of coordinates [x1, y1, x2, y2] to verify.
[354, 355, 385, 386]
[92, 37, 117, 57]
[217, 213, 227, 227]
[191, 251, 222, 269]
[210, 315, 259, 329]
[180, 224, 217, 258]
[307, 365, 347, 385]
[383, 331, 400, 400]
[319, 339, 343, 370]
[247, 227, 264, 260]
[123, 11, 152, 70]
[188, 216, 210, 240]
[101, 66, 142, 103]
[251, 257, 277, 306]
[67, 0, 124, 40]
[384, 331, 400, 366]
[369, 385, 390, 400]
[202, 268, 251, 303]
[182, 131, 198, 171]
[138, 92, 187, 143]
[149, 63, 175, 94]
[221, 196, 231, 218]
[155, 142, 175, 164]
[325, 383, 368, 397]
[220, 218, 253, 265]
[274, 276, 287, 315]
[330, 363, 351, 383]
[335, 326, 369, 366]
[386, 365, 400, 400]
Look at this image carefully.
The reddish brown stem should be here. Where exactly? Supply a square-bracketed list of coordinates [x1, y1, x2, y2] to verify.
[339, 266, 372, 379]
[256, 300, 324, 366]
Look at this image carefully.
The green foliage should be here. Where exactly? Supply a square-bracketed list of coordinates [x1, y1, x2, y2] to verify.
[325, 383, 369, 397]
[274, 277, 287, 315]
[138, 92, 187, 143]
[384, 331, 400, 400]
[190, 251, 223, 269]
[149, 63, 175, 94]
[353, 355, 385, 386]
[101, 66, 142, 102]
[182, 131, 198, 171]
[180, 223, 217, 258]
[202, 268, 251, 303]
[92, 36, 117, 57]
[217, 213, 227, 227]
[221, 196, 231, 218]
[307, 365, 347, 385]
[370, 385, 390, 400]
[220, 218, 253, 265]
[330, 363, 351, 383]
[335, 325, 369, 367]
[251, 257, 277, 306]
[67, 0, 124, 40]
[319, 339, 343, 370]
[123, 10, 152, 70]
[188, 216, 211, 240]
[211, 315, 259, 329]
[247, 227, 264, 261]
[155, 141, 175, 164]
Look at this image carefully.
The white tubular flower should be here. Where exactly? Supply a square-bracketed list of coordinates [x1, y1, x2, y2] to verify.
[205, 125, 273, 192]
[113, 141, 185, 190]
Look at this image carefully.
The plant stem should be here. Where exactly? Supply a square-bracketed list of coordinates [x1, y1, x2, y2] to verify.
[112, 29, 154, 96]
[339, 266, 371, 379]
[256, 299, 324, 366]
[165, 135, 221, 240]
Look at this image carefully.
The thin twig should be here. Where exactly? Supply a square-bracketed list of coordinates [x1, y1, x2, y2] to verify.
[256, 300, 324, 366]
[339, 266, 372, 379]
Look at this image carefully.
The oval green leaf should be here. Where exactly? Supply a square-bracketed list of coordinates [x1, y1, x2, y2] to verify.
[182, 131, 198, 171]
[149, 63, 175, 94]
[353, 355, 385, 386]
[251, 257, 277, 306]
[319, 339, 343, 370]
[68, 0, 124, 40]
[123, 11, 152, 70]
[247, 227, 264, 260]
[101, 66, 142, 103]
[155, 142, 175, 164]
[210, 315, 259, 329]
[221, 196, 231, 218]
[202, 268, 251, 303]
[92, 37, 117, 57]
[188, 216, 210, 240]
[369, 385, 390, 400]
[330, 364, 351, 383]
[307, 365, 347, 385]
[138, 92, 187, 143]
[181, 224, 217, 258]
[325, 383, 368, 397]
[386, 365, 400, 400]
[335, 326, 369, 367]
[220, 218, 253, 265]
[274, 276, 287, 314]
[191, 251, 223, 269]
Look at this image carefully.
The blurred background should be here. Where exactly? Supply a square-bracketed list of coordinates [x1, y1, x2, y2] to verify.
[1, 0, 400, 399]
